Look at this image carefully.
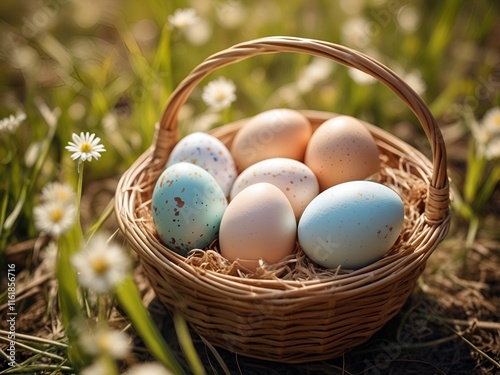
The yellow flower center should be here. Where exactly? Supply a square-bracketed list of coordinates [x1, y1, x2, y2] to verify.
[215, 91, 227, 102]
[91, 257, 109, 275]
[50, 208, 63, 223]
[97, 333, 110, 351]
[493, 115, 500, 128]
[57, 191, 68, 201]
[80, 142, 93, 153]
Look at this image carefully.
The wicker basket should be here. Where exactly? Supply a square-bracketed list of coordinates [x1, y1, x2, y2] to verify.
[115, 36, 451, 363]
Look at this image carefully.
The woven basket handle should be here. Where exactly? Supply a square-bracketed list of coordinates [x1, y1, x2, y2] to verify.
[155, 36, 449, 224]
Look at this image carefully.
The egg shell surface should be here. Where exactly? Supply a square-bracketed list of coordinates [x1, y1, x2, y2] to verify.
[230, 109, 312, 172]
[220, 182, 297, 272]
[304, 115, 380, 191]
[230, 158, 319, 220]
[152, 162, 227, 256]
[298, 180, 404, 269]
[167, 132, 237, 196]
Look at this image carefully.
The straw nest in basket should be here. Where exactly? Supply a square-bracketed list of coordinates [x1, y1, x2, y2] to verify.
[115, 36, 451, 363]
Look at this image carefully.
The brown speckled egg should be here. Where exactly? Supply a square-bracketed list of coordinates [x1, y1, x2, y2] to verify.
[304, 115, 380, 191]
[230, 109, 312, 172]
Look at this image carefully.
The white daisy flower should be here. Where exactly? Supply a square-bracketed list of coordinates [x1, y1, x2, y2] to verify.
[484, 137, 500, 160]
[40, 182, 76, 205]
[71, 233, 130, 294]
[481, 106, 500, 134]
[80, 359, 109, 375]
[125, 362, 174, 375]
[201, 77, 237, 111]
[0, 112, 26, 134]
[33, 201, 77, 237]
[65, 132, 106, 162]
[168, 8, 199, 30]
[80, 326, 131, 359]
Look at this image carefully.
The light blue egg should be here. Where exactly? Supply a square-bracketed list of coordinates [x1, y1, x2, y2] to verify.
[298, 180, 404, 269]
[152, 162, 228, 256]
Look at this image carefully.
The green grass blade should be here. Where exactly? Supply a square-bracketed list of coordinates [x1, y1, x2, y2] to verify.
[173, 311, 205, 375]
[115, 277, 185, 375]
[56, 223, 86, 369]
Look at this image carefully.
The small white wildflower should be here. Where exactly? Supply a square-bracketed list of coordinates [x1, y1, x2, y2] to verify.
[71, 233, 130, 293]
[468, 107, 500, 160]
[125, 362, 174, 375]
[404, 70, 426, 96]
[102, 112, 118, 132]
[34, 201, 76, 237]
[201, 77, 237, 111]
[68, 102, 86, 121]
[297, 57, 335, 93]
[24, 141, 44, 168]
[348, 67, 376, 85]
[215, 0, 247, 29]
[481, 107, 500, 134]
[484, 137, 500, 160]
[341, 17, 372, 49]
[35, 99, 61, 128]
[11, 45, 40, 71]
[0, 112, 26, 134]
[65, 132, 106, 162]
[80, 359, 109, 375]
[473, 107, 500, 160]
[397, 5, 420, 33]
[42, 241, 58, 268]
[40, 182, 76, 205]
[168, 8, 199, 30]
[184, 18, 212, 45]
[80, 326, 131, 359]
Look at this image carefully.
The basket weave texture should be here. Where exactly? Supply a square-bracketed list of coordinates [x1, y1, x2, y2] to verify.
[115, 36, 451, 363]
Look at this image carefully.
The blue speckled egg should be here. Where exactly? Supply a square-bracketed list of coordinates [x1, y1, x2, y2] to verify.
[152, 162, 228, 256]
[166, 132, 237, 196]
[298, 180, 404, 269]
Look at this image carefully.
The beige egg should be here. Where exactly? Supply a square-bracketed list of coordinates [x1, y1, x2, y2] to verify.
[304, 115, 380, 191]
[219, 183, 297, 272]
[230, 158, 319, 220]
[230, 109, 312, 172]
